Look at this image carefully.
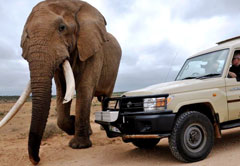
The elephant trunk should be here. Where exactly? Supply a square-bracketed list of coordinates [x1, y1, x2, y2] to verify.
[27, 59, 75, 165]
[28, 61, 53, 164]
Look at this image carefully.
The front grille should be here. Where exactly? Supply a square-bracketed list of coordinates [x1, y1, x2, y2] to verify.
[121, 98, 144, 112]
[102, 94, 169, 112]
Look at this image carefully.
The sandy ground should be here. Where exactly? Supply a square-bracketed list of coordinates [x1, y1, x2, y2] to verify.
[1, 99, 240, 166]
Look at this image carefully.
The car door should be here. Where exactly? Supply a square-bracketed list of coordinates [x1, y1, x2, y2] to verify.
[225, 77, 240, 120]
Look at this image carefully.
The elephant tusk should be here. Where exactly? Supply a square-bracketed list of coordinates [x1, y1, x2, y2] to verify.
[0, 81, 31, 128]
[62, 60, 75, 104]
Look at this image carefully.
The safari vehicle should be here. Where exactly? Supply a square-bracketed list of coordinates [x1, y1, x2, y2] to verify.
[95, 36, 240, 162]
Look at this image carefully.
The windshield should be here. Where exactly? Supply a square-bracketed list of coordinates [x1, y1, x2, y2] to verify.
[176, 49, 229, 80]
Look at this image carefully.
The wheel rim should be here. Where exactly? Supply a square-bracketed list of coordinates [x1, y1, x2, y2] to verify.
[183, 123, 207, 153]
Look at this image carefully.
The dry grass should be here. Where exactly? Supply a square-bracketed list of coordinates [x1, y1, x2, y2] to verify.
[0, 111, 5, 117]
[17, 132, 27, 139]
[43, 122, 63, 140]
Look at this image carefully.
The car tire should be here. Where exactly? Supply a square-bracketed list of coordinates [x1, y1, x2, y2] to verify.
[169, 111, 214, 162]
[132, 138, 160, 149]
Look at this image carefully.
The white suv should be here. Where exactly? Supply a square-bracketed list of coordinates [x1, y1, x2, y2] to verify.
[95, 36, 240, 162]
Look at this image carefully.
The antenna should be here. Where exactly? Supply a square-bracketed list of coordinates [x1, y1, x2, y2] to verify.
[165, 52, 178, 82]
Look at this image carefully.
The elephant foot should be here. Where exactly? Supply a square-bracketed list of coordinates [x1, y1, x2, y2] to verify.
[69, 136, 92, 149]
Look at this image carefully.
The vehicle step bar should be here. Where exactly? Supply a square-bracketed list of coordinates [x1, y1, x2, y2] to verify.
[220, 119, 240, 130]
[122, 134, 170, 140]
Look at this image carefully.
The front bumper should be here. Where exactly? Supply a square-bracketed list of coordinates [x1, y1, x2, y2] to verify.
[95, 94, 176, 139]
[95, 110, 176, 138]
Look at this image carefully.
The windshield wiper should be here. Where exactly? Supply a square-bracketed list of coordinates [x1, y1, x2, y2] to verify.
[181, 73, 221, 80]
[181, 76, 197, 80]
[197, 73, 221, 79]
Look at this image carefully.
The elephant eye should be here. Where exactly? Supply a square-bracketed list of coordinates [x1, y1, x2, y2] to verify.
[59, 24, 66, 32]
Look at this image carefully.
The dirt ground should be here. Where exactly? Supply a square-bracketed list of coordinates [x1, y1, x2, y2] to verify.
[1, 98, 240, 166]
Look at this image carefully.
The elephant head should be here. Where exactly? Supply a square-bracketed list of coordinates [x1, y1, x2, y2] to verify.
[0, 0, 112, 164]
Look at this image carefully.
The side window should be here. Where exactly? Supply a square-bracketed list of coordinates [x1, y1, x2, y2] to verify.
[228, 50, 240, 81]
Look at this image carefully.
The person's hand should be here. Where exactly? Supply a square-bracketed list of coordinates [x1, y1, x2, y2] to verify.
[229, 72, 237, 78]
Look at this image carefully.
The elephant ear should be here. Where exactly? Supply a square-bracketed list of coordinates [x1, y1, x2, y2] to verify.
[76, 3, 108, 61]
[20, 26, 29, 59]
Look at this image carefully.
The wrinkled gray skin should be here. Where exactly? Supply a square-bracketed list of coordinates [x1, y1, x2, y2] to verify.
[21, 0, 121, 164]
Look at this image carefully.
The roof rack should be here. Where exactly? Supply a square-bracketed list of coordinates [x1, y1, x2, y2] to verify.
[216, 36, 240, 45]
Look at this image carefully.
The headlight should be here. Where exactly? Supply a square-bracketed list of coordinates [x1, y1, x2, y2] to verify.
[143, 96, 173, 111]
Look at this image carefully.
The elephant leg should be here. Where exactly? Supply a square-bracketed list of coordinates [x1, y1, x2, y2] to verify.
[54, 70, 75, 135]
[56, 100, 75, 135]
[69, 86, 93, 149]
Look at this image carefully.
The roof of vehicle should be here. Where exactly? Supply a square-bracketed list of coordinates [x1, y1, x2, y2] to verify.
[190, 36, 240, 58]
[216, 36, 240, 45]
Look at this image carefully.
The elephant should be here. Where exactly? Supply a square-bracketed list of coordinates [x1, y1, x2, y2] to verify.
[0, 0, 121, 165]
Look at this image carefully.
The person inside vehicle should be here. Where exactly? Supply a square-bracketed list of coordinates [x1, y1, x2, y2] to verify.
[229, 51, 240, 80]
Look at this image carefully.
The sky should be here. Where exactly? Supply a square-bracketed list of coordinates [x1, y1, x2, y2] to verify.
[0, 0, 240, 95]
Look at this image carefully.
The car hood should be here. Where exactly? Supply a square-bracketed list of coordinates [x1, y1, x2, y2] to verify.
[124, 78, 225, 96]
